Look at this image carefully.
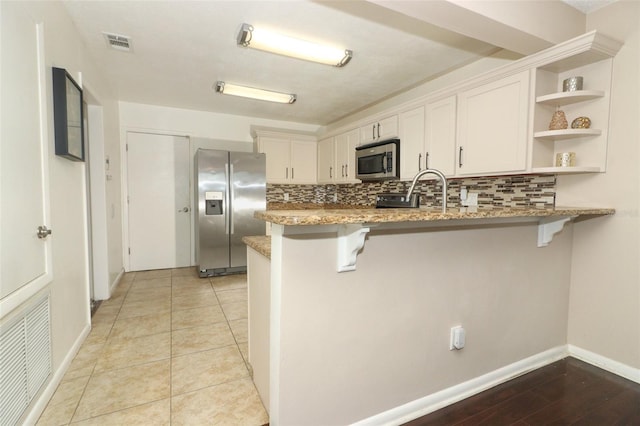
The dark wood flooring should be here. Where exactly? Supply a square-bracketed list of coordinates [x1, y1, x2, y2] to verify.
[403, 357, 640, 425]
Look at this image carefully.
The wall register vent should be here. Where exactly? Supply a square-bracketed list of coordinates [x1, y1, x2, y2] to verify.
[0, 294, 52, 426]
[103, 32, 132, 52]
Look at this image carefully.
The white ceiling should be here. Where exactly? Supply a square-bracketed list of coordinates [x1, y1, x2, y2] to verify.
[63, 0, 505, 125]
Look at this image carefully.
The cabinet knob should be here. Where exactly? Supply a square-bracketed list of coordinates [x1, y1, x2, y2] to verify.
[37, 225, 52, 239]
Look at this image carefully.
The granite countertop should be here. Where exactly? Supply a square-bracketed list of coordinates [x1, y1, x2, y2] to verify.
[243, 235, 271, 259]
[254, 206, 615, 226]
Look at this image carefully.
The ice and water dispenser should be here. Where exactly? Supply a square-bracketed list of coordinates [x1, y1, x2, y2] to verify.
[205, 191, 223, 215]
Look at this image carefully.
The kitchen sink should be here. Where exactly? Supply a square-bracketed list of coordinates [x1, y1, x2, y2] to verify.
[375, 193, 420, 208]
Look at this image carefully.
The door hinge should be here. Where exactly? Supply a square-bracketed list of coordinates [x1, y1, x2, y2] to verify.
[126, 143, 128, 152]
[127, 196, 130, 204]
[128, 247, 131, 255]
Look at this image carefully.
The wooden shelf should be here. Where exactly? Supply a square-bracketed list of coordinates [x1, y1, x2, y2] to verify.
[534, 129, 602, 140]
[532, 166, 601, 174]
[536, 90, 604, 106]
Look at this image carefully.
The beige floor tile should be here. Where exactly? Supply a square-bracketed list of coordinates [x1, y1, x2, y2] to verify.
[72, 360, 170, 422]
[229, 318, 248, 344]
[71, 398, 170, 426]
[211, 274, 248, 292]
[91, 304, 120, 325]
[237, 342, 249, 363]
[171, 377, 268, 425]
[171, 322, 236, 356]
[37, 375, 89, 425]
[171, 305, 226, 331]
[99, 293, 125, 309]
[94, 332, 170, 373]
[220, 300, 248, 320]
[171, 292, 218, 311]
[172, 285, 215, 298]
[129, 277, 172, 290]
[172, 276, 212, 289]
[171, 346, 249, 396]
[64, 342, 104, 380]
[118, 299, 171, 320]
[134, 269, 172, 281]
[110, 311, 170, 341]
[82, 322, 113, 346]
[125, 286, 171, 303]
[171, 267, 199, 278]
[215, 288, 248, 305]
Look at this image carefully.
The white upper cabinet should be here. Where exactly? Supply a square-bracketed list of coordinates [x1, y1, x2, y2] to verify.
[317, 137, 335, 184]
[334, 128, 360, 183]
[399, 99, 457, 180]
[455, 70, 530, 176]
[425, 96, 457, 177]
[359, 115, 398, 145]
[255, 131, 317, 184]
[399, 106, 426, 180]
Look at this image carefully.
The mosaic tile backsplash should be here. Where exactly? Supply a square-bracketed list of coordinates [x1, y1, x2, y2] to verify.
[267, 175, 556, 209]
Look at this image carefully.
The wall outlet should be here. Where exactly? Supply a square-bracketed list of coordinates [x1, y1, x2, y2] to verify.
[461, 192, 478, 207]
[450, 326, 465, 350]
[284, 193, 289, 201]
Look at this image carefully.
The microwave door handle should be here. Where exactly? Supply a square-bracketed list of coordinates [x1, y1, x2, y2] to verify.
[382, 153, 387, 172]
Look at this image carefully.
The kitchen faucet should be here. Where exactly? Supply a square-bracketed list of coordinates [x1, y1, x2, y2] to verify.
[406, 168, 448, 213]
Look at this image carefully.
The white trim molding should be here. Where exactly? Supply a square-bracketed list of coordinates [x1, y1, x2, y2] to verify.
[568, 344, 640, 384]
[353, 346, 568, 426]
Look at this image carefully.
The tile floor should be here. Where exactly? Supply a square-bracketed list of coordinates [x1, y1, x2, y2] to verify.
[37, 268, 269, 425]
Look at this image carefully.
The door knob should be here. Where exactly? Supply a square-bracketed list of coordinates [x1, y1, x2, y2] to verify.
[37, 225, 52, 239]
[178, 207, 190, 213]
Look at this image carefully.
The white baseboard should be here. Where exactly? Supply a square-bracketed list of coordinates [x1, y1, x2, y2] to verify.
[22, 323, 91, 426]
[568, 344, 640, 384]
[109, 268, 125, 296]
[353, 346, 569, 426]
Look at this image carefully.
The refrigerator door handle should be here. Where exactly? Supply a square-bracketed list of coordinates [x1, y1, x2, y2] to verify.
[224, 163, 230, 235]
[229, 163, 235, 235]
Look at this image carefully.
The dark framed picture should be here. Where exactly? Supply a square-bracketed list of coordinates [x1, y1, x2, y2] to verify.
[52, 67, 84, 161]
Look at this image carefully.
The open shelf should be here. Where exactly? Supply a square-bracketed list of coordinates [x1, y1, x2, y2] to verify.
[536, 90, 604, 106]
[532, 166, 601, 174]
[534, 129, 602, 140]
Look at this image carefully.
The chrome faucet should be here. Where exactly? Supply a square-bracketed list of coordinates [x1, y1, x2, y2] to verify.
[406, 168, 448, 213]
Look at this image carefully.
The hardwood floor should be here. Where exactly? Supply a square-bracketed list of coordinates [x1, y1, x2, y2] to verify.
[404, 357, 640, 425]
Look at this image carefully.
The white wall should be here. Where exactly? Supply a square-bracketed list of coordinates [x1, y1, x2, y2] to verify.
[3, 1, 121, 421]
[271, 223, 573, 424]
[558, 1, 640, 372]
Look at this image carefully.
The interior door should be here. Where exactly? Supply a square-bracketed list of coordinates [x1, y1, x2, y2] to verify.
[0, 6, 53, 311]
[126, 132, 190, 271]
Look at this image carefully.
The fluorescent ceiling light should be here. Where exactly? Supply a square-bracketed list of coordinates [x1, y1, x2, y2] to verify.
[237, 23, 352, 67]
[215, 81, 296, 104]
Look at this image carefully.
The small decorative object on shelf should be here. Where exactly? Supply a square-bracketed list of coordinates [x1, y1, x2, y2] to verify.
[549, 107, 568, 130]
[555, 152, 576, 167]
[571, 116, 591, 129]
[563, 76, 583, 92]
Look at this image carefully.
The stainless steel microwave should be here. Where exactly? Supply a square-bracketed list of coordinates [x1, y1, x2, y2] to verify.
[355, 138, 400, 181]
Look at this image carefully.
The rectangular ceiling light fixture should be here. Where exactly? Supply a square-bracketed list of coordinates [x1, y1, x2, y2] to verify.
[237, 23, 352, 67]
[215, 81, 296, 104]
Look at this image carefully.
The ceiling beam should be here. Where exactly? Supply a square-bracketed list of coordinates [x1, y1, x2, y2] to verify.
[367, 0, 587, 55]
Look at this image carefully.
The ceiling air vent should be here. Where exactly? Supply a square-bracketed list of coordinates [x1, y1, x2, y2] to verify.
[103, 32, 132, 52]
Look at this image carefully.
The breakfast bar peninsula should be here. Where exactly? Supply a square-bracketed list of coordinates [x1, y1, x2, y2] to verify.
[245, 206, 613, 425]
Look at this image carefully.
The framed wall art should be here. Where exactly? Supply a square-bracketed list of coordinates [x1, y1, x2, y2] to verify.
[52, 67, 84, 161]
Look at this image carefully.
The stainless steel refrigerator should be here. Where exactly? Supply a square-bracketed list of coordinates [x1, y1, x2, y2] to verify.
[195, 149, 266, 277]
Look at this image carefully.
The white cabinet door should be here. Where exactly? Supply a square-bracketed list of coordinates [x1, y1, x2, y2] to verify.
[425, 96, 457, 176]
[1, 7, 52, 308]
[258, 137, 291, 183]
[360, 114, 399, 145]
[127, 133, 191, 271]
[317, 137, 335, 183]
[456, 71, 530, 175]
[335, 129, 360, 183]
[290, 140, 317, 184]
[399, 106, 426, 180]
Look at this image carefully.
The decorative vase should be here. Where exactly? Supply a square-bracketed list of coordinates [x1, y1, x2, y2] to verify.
[571, 116, 591, 129]
[549, 108, 568, 130]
